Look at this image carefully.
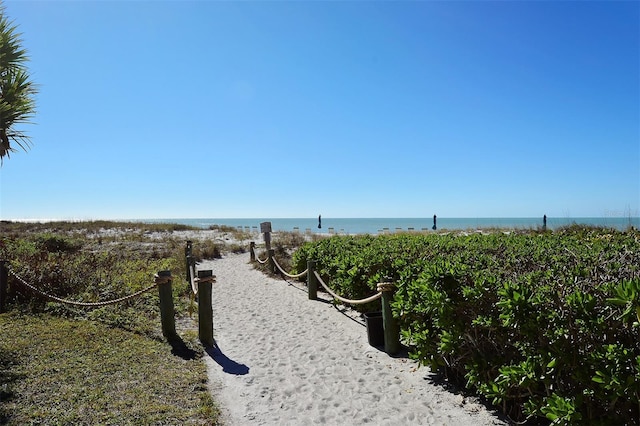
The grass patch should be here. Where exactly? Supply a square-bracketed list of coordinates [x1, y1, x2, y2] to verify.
[0, 221, 223, 424]
[0, 313, 219, 424]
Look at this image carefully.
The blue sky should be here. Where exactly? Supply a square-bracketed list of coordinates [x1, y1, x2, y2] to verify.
[0, 0, 638, 220]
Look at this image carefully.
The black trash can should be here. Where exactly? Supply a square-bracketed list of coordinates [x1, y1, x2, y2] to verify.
[364, 311, 384, 347]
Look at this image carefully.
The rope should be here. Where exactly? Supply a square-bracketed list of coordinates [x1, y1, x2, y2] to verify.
[195, 275, 217, 284]
[153, 274, 172, 285]
[313, 271, 382, 305]
[376, 282, 395, 292]
[251, 246, 269, 264]
[189, 264, 198, 295]
[272, 257, 308, 279]
[248, 241, 388, 304]
[186, 262, 197, 317]
[8, 267, 161, 307]
[249, 246, 269, 265]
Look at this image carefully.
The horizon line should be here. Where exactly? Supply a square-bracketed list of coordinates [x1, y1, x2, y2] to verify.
[3, 215, 640, 223]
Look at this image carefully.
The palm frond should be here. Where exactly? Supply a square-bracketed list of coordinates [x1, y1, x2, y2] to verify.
[0, 2, 37, 163]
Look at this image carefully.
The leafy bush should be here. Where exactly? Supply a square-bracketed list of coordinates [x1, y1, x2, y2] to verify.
[191, 239, 222, 261]
[34, 233, 83, 252]
[292, 228, 640, 424]
[0, 230, 190, 337]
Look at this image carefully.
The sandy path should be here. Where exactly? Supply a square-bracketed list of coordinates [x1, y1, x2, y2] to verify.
[200, 253, 506, 425]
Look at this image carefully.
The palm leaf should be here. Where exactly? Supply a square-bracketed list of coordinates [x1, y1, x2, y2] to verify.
[0, 4, 37, 163]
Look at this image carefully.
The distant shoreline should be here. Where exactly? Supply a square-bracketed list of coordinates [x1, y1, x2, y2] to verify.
[4, 216, 638, 234]
[156, 217, 640, 234]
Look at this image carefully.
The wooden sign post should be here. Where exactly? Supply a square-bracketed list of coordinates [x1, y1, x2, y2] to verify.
[260, 221, 272, 252]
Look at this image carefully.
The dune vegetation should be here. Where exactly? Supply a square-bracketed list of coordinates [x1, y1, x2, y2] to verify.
[291, 226, 640, 424]
[0, 221, 234, 425]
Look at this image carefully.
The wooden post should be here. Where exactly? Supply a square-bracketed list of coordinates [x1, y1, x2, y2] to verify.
[264, 232, 271, 252]
[268, 249, 276, 274]
[185, 241, 194, 295]
[0, 261, 8, 313]
[185, 240, 193, 282]
[261, 221, 272, 252]
[378, 282, 400, 355]
[307, 260, 317, 300]
[250, 242, 256, 262]
[157, 270, 177, 341]
[197, 270, 215, 347]
[261, 222, 273, 272]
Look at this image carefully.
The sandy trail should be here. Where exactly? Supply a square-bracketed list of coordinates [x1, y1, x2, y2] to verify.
[200, 253, 505, 425]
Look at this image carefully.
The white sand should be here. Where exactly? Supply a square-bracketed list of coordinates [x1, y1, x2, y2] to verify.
[199, 253, 506, 426]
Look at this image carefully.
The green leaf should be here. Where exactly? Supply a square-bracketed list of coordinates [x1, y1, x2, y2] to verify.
[592, 370, 608, 385]
[606, 297, 628, 306]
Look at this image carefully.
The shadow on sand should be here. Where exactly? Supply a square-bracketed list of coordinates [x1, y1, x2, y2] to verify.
[206, 343, 250, 375]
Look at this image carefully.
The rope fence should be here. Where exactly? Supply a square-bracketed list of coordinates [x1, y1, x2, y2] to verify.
[0, 262, 178, 341]
[272, 257, 308, 279]
[1, 242, 219, 347]
[313, 270, 382, 305]
[250, 242, 382, 305]
[7, 267, 161, 307]
[249, 229, 400, 355]
[0, 241, 216, 347]
[0, 232, 395, 354]
[0, 245, 216, 347]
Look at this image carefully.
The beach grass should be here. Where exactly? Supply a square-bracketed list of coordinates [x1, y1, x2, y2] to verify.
[0, 313, 218, 425]
[0, 221, 222, 425]
[0, 219, 200, 234]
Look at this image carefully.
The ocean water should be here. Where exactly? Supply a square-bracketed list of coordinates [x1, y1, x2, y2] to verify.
[142, 217, 640, 234]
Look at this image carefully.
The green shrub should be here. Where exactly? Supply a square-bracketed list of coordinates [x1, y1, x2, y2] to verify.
[0, 231, 189, 337]
[0, 223, 219, 424]
[292, 229, 640, 424]
[34, 233, 83, 252]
